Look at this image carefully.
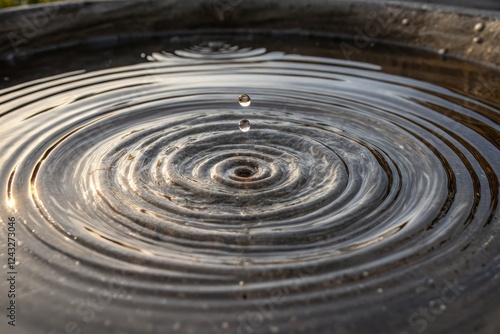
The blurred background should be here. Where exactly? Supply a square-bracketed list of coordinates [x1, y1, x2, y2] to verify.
[1, 0, 500, 10]
[0, 0, 56, 8]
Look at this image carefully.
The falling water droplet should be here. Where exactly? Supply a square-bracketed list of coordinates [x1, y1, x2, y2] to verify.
[239, 119, 250, 132]
[238, 94, 251, 107]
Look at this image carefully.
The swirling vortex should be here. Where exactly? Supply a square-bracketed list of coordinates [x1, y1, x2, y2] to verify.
[0, 43, 499, 334]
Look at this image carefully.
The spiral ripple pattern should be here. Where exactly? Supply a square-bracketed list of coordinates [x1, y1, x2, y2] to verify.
[0, 42, 499, 334]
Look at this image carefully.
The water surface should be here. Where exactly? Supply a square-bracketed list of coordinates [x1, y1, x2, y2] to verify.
[0, 34, 499, 334]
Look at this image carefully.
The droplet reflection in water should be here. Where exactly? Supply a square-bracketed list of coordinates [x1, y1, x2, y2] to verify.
[238, 93, 251, 107]
[239, 119, 251, 132]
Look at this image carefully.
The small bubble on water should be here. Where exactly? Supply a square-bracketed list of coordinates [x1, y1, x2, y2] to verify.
[239, 119, 250, 132]
[425, 277, 435, 286]
[238, 94, 251, 107]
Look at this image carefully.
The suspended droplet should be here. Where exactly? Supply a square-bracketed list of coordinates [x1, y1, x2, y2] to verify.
[238, 94, 251, 107]
[239, 119, 250, 132]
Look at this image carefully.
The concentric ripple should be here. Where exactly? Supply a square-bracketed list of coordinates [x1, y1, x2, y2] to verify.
[0, 40, 499, 334]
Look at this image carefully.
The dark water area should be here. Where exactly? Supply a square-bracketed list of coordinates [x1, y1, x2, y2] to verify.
[0, 33, 499, 334]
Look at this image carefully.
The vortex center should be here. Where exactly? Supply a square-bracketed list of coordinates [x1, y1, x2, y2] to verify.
[234, 166, 256, 178]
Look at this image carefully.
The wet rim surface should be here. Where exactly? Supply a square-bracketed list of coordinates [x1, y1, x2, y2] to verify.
[0, 0, 499, 65]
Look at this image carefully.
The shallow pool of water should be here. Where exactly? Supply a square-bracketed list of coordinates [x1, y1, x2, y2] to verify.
[0, 33, 499, 334]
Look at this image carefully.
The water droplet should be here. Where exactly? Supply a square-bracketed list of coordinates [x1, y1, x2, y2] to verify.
[474, 22, 485, 32]
[473, 36, 483, 44]
[438, 48, 448, 56]
[239, 280, 245, 286]
[140, 53, 146, 58]
[238, 94, 251, 107]
[239, 119, 250, 132]
[402, 18, 409, 26]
